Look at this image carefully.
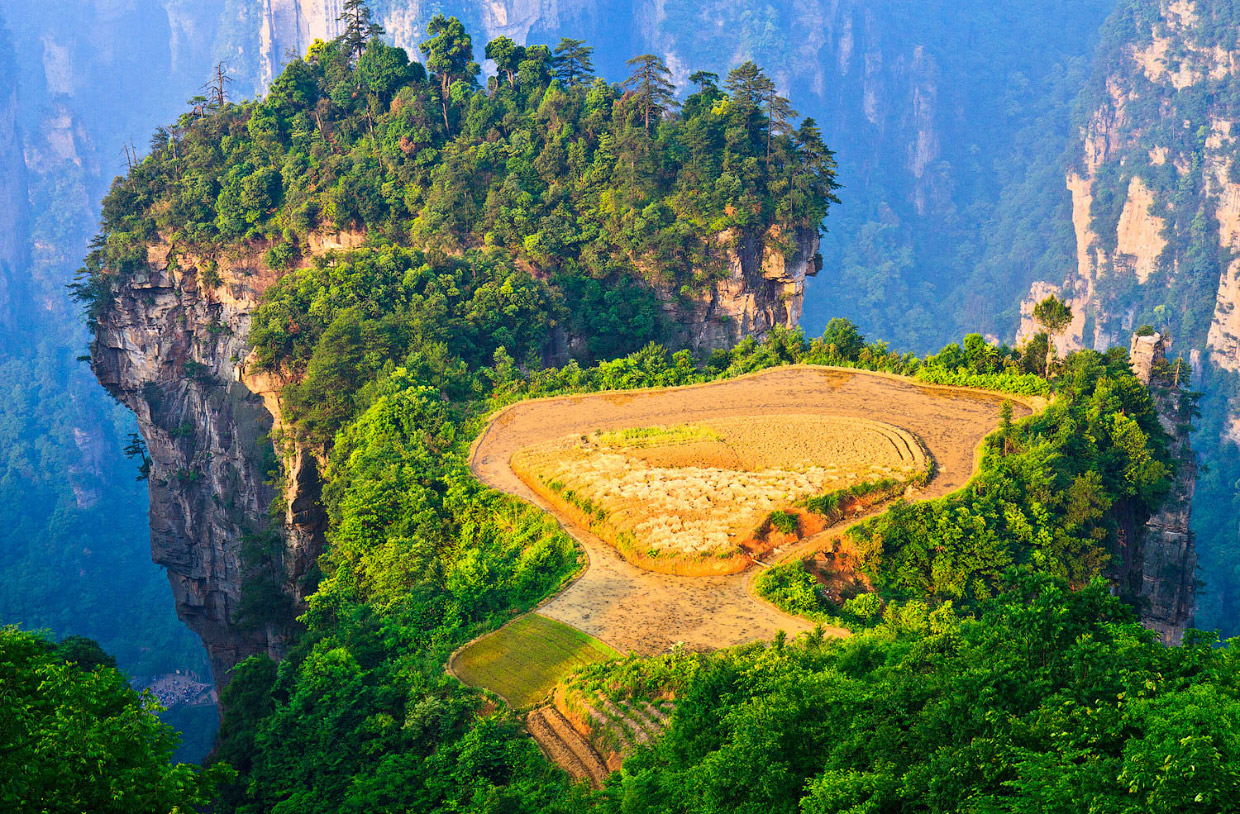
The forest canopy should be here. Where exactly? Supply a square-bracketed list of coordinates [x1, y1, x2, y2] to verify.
[73, 12, 838, 347]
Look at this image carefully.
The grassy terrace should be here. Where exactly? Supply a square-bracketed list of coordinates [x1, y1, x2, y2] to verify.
[451, 614, 622, 708]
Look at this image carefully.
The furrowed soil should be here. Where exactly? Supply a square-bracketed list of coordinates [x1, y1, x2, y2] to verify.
[470, 365, 1034, 656]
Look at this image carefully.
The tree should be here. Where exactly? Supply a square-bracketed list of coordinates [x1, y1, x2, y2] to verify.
[0, 628, 229, 812]
[623, 53, 678, 134]
[339, 0, 384, 62]
[725, 60, 765, 132]
[420, 14, 479, 134]
[1033, 294, 1073, 372]
[789, 118, 840, 224]
[552, 37, 594, 87]
[485, 36, 523, 86]
[203, 62, 233, 109]
[758, 74, 796, 166]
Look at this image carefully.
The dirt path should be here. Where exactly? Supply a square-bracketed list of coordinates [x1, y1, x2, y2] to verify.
[470, 366, 1035, 656]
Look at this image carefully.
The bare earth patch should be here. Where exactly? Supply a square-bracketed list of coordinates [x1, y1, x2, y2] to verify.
[470, 365, 1036, 656]
[512, 415, 924, 569]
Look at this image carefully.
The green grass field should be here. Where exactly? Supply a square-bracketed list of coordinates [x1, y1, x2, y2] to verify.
[452, 614, 621, 708]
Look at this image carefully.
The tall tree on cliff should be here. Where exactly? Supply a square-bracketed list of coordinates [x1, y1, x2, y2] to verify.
[485, 36, 523, 86]
[624, 54, 677, 135]
[552, 38, 594, 87]
[760, 77, 796, 167]
[339, 0, 383, 62]
[725, 61, 766, 145]
[420, 15, 479, 135]
[1033, 294, 1073, 373]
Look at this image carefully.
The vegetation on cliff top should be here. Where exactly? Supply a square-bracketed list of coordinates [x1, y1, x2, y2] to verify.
[73, 11, 837, 354]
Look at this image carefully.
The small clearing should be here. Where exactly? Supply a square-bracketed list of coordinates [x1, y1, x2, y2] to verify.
[451, 614, 621, 708]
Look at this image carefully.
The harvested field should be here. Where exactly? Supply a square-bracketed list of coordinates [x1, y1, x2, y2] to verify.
[512, 415, 925, 568]
[450, 614, 621, 708]
[469, 365, 1036, 657]
[527, 706, 610, 788]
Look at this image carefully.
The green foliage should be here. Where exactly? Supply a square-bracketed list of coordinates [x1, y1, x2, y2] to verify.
[213, 368, 585, 811]
[767, 510, 799, 535]
[599, 575, 1240, 814]
[853, 348, 1169, 604]
[248, 245, 556, 446]
[74, 18, 839, 343]
[0, 627, 229, 812]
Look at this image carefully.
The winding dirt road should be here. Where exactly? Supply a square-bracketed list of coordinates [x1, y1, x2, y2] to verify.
[469, 366, 1034, 655]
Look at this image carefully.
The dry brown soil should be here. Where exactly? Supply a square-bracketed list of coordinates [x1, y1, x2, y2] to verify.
[470, 365, 1034, 656]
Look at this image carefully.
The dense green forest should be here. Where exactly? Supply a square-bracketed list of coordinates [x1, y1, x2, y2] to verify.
[76, 10, 837, 362]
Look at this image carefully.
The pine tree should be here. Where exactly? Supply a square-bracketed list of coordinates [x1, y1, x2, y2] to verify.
[339, 0, 384, 62]
[758, 77, 796, 167]
[552, 38, 594, 87]
[623, 54, 677, 134]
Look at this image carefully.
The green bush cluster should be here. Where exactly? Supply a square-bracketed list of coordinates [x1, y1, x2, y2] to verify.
[601, 575, 1240, 814]
[0, 627, 229, 812]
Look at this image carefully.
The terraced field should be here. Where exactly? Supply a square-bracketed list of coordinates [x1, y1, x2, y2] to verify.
[459, 365, 1041, 785]
[512, 415, 927, 572]
[469, 365, 1036, 657]
[450, 614, 621, 708]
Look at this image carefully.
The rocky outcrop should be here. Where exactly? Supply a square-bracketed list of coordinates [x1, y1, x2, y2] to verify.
[255, 0, 341, 90]
[1127, 332, 1196, 644]
[667, 226, 821, 353]
[89, 238, 350, 689]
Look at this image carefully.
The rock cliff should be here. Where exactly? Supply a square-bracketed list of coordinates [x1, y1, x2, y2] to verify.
[1127, 332, 1197, 644]
[668, 226, 821, 352]
[88, 237, 359, 688]
[1014, 0, 1240, 631]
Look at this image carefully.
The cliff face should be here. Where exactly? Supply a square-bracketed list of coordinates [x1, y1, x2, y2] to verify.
[668, 226, 821, 352]
[1014, 0, 1240, 632]
[1126, 332, 1197, 644]
[88, 236, 365, 687]
[1016, 0, 1240, 360]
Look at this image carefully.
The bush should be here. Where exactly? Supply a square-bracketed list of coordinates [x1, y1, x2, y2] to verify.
[768, 510, 799, 535]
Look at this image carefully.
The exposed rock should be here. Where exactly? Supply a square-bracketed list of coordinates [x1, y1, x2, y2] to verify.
[1127, 332, 1197, 644]
[255, 0, 342, 90]
[664, 226, 821, 352]
[1115, 177, 1167, 285]
[89, 239, 343, 689]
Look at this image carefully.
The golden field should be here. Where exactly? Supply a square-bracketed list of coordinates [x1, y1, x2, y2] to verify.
[511, 414, 925, 569]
